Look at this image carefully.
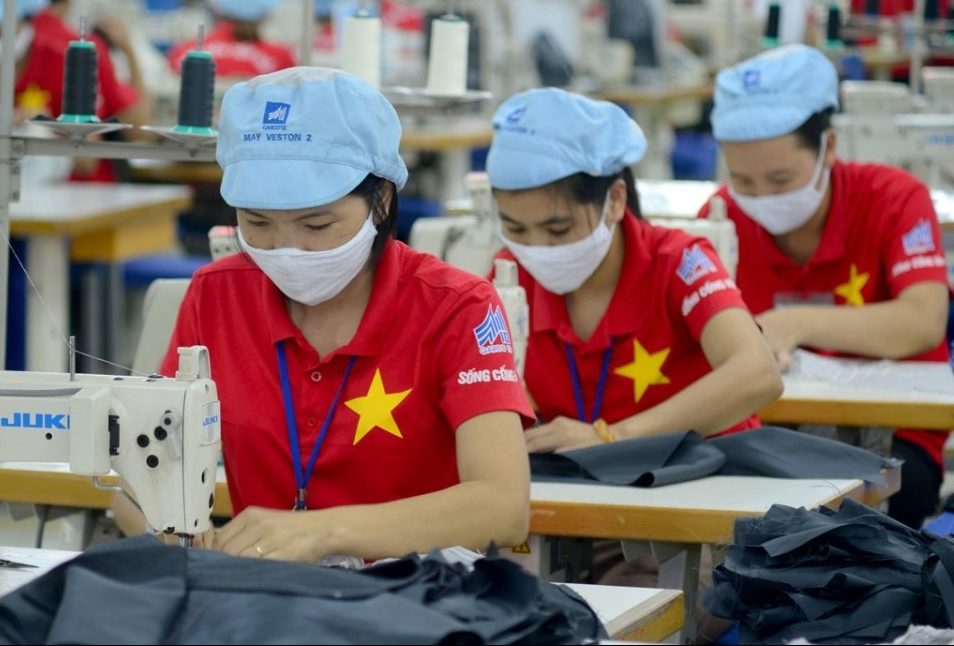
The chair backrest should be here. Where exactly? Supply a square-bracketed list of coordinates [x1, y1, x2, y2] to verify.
[131, 278, 191, 375]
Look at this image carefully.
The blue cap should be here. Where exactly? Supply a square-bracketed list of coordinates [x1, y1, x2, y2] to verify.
[711, 44, 839, 142]
[487, 88, 646, 190]
[212, 0, 281, 21]
[216, 67, 408, 210]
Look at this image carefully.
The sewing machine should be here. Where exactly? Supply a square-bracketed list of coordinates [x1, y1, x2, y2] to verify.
[411, 172, 739, 278]
[835, 77, 954, 191]
[0, 346, 220, 540]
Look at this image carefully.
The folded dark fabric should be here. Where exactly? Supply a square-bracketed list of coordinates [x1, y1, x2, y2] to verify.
[0, 535, 605, 645]
[530, 426, 895, 489]
[711, 426, 896, 486]
[529, 430, 726, 486]
[704, 499, 954, 645]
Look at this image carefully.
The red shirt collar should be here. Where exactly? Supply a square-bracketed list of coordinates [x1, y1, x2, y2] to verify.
[261, 240, 400, 360]
[530, 211, 652, 350]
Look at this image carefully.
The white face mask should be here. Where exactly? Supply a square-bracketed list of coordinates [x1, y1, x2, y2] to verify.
[238, 214, 377, 306]
[500, 193, 615, 295]
[729, 135, 831, 236]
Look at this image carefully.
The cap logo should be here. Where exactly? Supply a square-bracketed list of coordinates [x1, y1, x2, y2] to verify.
[742, 69, 760, 92]
[263, 101, 290, 127]
[506, 106, 527, 124]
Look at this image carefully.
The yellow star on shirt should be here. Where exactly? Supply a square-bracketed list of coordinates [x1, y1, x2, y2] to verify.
[16, 84, 51, 117]
[614, 338, 671, 403]
[834, 263, 869, 307]
[344, 369, 412, 446]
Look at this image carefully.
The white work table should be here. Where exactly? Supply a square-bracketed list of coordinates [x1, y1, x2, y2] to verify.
[9, 182, 192, 372]
[761, 352, 954, 430]
[0, 546, 684, 643]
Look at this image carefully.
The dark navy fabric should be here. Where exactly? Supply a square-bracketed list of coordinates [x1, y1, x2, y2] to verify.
[0, 536, 605, 645]
[530, 427, 895, 488]
[705, 499, 954, 644]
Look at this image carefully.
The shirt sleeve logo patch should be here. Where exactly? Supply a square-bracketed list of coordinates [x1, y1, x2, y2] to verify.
[473, 305, 513, 356]
[901, 219, 935, 256]
[676, 244, 717, 286]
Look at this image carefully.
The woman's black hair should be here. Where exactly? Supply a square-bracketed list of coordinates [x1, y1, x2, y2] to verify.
[792, 108, 835, 153]
[547, 166, 642, 220]
[349, 173, 398, 263]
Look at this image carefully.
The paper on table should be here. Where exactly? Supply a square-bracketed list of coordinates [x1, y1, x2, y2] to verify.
[787, 349, 954, 395]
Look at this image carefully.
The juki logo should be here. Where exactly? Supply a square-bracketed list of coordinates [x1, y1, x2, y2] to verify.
[263, 101, 290, 126]
[202, 414, 219, 427]
[1, 412, 70, 430]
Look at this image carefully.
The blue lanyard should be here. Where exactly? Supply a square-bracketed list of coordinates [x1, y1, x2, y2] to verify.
[564, 343, 613, 423]
[276, 342, 357, 511]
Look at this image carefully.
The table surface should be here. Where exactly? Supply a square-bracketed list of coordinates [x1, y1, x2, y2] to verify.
[0, 464, 901, 546]
[0, 546, 683, 642]
[529, 475, 871, 544]
[9, 183, 192, 236]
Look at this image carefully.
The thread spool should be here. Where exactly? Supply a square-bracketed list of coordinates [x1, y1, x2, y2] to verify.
[60, 39, 98, 122]
[826, 4, 842, 46]
[763, 3, 781, 47]
[175, 40, 216, 133]
[426, 14, 469, 96]
[864, 0, 880, 16]
[341, 11, 381, 89]
[924, 0, 940, 20]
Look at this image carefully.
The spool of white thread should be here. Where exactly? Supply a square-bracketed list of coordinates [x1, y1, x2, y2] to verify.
[341, 12, 381, 89]
[426, 14, 469, 96]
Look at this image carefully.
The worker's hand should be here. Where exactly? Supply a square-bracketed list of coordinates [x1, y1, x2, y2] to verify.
[524, 416, 602, 453]
[213, 506, 326, 563]
[754, 308, 806, 372]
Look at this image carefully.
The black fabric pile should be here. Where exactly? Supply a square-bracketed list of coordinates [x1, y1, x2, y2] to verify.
[703, 498, 954, 645]
[529, 426, 895, 487]
[0, 535, 605, 645]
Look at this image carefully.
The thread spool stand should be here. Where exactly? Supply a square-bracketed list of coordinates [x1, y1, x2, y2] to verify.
[143, 25, 217, 150]
[382, 9, 490, 114]
[31, 17, 131, 140]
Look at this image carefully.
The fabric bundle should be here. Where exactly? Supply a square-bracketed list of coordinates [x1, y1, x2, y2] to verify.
[0, 535, 605, 644]
[704, 499, 954, 644]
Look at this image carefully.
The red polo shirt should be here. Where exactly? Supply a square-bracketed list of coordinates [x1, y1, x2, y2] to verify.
[161, 240, 534, 515]
[498, 212, 760, 437]
[699, 160, 950, 466]
[168, 22, 296, 77]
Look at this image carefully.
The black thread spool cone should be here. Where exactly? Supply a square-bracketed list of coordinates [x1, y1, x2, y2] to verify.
[59, 39, 99, 123]
[762, 3, 781, 48]
[826, 5, 843, 49]
[174, 50, 216, 135]
[864, 0, 880, 17]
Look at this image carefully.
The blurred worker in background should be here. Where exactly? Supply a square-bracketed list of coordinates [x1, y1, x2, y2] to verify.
[167, 0, 295, 77]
